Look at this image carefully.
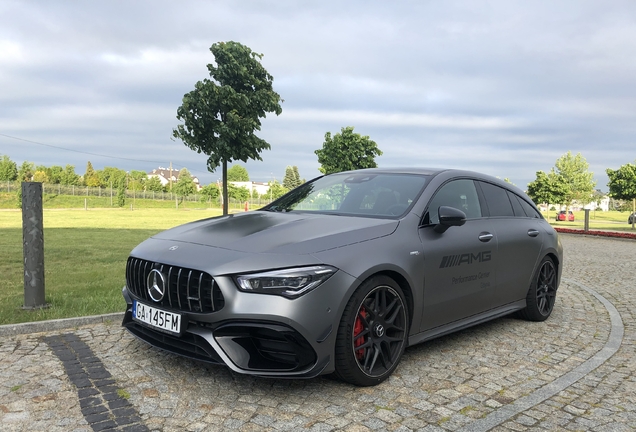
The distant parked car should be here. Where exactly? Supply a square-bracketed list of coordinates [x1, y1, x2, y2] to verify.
[629, 212, 636, 224]
[556, 211, 574, 221]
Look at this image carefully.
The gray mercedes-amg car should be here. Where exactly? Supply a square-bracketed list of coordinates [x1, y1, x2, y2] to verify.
[122, 168, 563, 386]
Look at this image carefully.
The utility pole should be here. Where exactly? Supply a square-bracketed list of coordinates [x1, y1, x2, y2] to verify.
[169, 162, 173, 191]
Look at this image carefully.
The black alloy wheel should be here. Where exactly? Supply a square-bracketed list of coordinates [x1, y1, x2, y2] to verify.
[334, 276, 408, 386]
[518, 257, 557, 322]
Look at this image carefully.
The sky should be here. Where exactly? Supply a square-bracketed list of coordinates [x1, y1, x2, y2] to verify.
[1, 1, 635, 191]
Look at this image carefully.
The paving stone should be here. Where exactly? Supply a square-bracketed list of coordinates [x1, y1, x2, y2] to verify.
[0, 235, 635, 431]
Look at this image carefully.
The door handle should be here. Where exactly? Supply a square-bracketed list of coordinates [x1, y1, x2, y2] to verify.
[528, 229, 539, 237]
[478, 232, 494, 242]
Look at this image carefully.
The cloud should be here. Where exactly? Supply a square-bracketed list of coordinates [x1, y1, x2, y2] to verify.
[1, 0, 635, 191]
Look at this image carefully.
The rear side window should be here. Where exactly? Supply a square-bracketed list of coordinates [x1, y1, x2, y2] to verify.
[517, 196, 542, 218]
[507, 191, 526, 217]
[478, 182, 514, 217]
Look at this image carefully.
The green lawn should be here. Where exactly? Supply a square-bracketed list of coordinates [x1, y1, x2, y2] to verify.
[0, 209, 221, 325]
[545, 210, 636, 231]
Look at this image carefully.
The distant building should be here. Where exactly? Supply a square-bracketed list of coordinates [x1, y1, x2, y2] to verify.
[230, 181, 271, 197]
[148, 167, 201, 190]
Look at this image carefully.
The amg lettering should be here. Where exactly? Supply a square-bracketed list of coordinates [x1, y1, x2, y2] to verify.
[439, 251, 492, 268]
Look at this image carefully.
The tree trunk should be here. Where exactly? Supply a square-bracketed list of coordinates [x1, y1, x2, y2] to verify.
[222, 159, 228, 216]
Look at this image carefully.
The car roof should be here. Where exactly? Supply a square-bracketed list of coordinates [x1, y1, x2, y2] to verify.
[330, 167, 530, 198]
[333, 167, 446, 176]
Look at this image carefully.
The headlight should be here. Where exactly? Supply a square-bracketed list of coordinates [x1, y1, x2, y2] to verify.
[235, 265, 337, 298]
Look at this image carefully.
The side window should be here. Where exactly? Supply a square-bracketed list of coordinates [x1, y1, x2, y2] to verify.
[478, 182, 514, 217]
[507, 191, 526, 217]
[517, 196, 542, 218]
[425, 179, 481, 225]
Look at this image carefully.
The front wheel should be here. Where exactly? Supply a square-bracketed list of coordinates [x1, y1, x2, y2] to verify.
[334, 276, 408, 386]
[518, 257, 557, 322]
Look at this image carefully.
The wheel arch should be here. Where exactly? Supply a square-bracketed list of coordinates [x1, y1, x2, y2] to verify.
[357, 269, 415, 334]
[544, 251, 562, 288]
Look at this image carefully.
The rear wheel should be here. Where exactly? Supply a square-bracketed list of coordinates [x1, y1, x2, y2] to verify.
[518, 257, 557, 321]
[334, 276, 408, 386]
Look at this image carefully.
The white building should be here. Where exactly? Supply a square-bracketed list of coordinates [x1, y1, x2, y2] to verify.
[230, 181, 271, 197]
[148, 167, 201, 190]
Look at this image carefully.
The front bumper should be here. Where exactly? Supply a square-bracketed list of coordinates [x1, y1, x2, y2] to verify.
[121, 268, 357, 378]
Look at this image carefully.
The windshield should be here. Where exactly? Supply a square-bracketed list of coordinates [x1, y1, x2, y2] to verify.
[263, 172, 429, 217]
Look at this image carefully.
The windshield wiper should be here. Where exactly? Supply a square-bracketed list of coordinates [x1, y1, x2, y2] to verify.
[265, 205, 292, 212]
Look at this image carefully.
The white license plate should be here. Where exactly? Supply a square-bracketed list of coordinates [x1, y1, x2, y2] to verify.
[132, 300, 181, 335]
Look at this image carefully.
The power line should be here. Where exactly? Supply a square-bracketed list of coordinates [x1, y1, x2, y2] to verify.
[0, 133, 213, 176]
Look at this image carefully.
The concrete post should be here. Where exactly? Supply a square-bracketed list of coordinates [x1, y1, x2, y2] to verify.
[584, 208, 590, 232]
[22, 182, 48, 309]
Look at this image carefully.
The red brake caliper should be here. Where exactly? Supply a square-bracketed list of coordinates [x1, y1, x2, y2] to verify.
[354, 307, 367, 360]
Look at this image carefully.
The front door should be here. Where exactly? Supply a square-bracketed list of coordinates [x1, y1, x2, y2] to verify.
[417, 179, 498, 331]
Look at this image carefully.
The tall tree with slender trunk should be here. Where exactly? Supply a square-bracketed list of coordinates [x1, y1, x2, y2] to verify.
[553, 151, 596, 209]
[172, 41, 283, 215]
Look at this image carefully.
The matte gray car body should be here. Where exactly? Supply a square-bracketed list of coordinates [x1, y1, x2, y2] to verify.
[122, 168, 563, 386]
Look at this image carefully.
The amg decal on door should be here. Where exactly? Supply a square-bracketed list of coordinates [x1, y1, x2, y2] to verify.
[439, 251, 491, 268]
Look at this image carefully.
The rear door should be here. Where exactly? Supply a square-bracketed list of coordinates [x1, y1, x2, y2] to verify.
[476, 182, 544, 306]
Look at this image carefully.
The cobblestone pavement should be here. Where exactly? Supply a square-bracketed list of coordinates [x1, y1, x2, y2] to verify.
[1, 234, 635, 431]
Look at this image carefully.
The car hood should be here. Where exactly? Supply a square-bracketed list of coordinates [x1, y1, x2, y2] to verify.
[151, 210, 399, 255]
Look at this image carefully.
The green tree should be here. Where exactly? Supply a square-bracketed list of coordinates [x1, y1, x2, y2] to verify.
[47, 166, 64, 184]
[84, 161, 101, 187]
[315, 126, 382, 174]
[128, 170, 147, 192]
[0, 155, 18, 181]
[607, 162, 636, 228]
[172, 41, 283, 215]
[283, 166, 295, 190]
[32, 170, 49, 183]
[201, 183, 221, 201]
[173, 168, 197, 201]
[34, 165, 50, 183]
[228, 183, 250, 202]
[267, 180, 289, 200]
[292, 166, 303, 186]
[60, 165, 80, 186]
[283, 166, 302, 190]
[117, 177, 126, 207]
[97, 167, 127, 189]
[145, 176, 164, 192]
[553, 152, 596, 208]
[526, 170, 568, 218]
[227, 165, 249, 182]
[18, 161, 35, 182]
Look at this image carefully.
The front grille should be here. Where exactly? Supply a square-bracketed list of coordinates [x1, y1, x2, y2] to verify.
[126, 257, 225, 313]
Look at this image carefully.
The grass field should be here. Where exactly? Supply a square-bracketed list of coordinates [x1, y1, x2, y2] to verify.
[0, 208, 222, 325]
[1, 206, 634, 326]
[545, 210, 636, 231]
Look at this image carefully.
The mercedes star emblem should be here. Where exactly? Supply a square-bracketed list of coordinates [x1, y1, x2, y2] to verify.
[147, 269, 166, 302]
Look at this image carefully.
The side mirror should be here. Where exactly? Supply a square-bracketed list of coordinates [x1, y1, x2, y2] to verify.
[434, 206, 467, 233]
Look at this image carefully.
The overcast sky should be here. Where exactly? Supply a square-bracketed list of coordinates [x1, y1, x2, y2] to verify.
[1, 1, 635, 190]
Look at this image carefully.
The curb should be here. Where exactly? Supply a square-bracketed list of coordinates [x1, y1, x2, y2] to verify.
[0, 312, 124, 337]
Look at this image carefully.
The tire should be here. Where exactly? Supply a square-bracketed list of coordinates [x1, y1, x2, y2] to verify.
[334, 275, 408, 386]
[518, 257, 557, 322]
